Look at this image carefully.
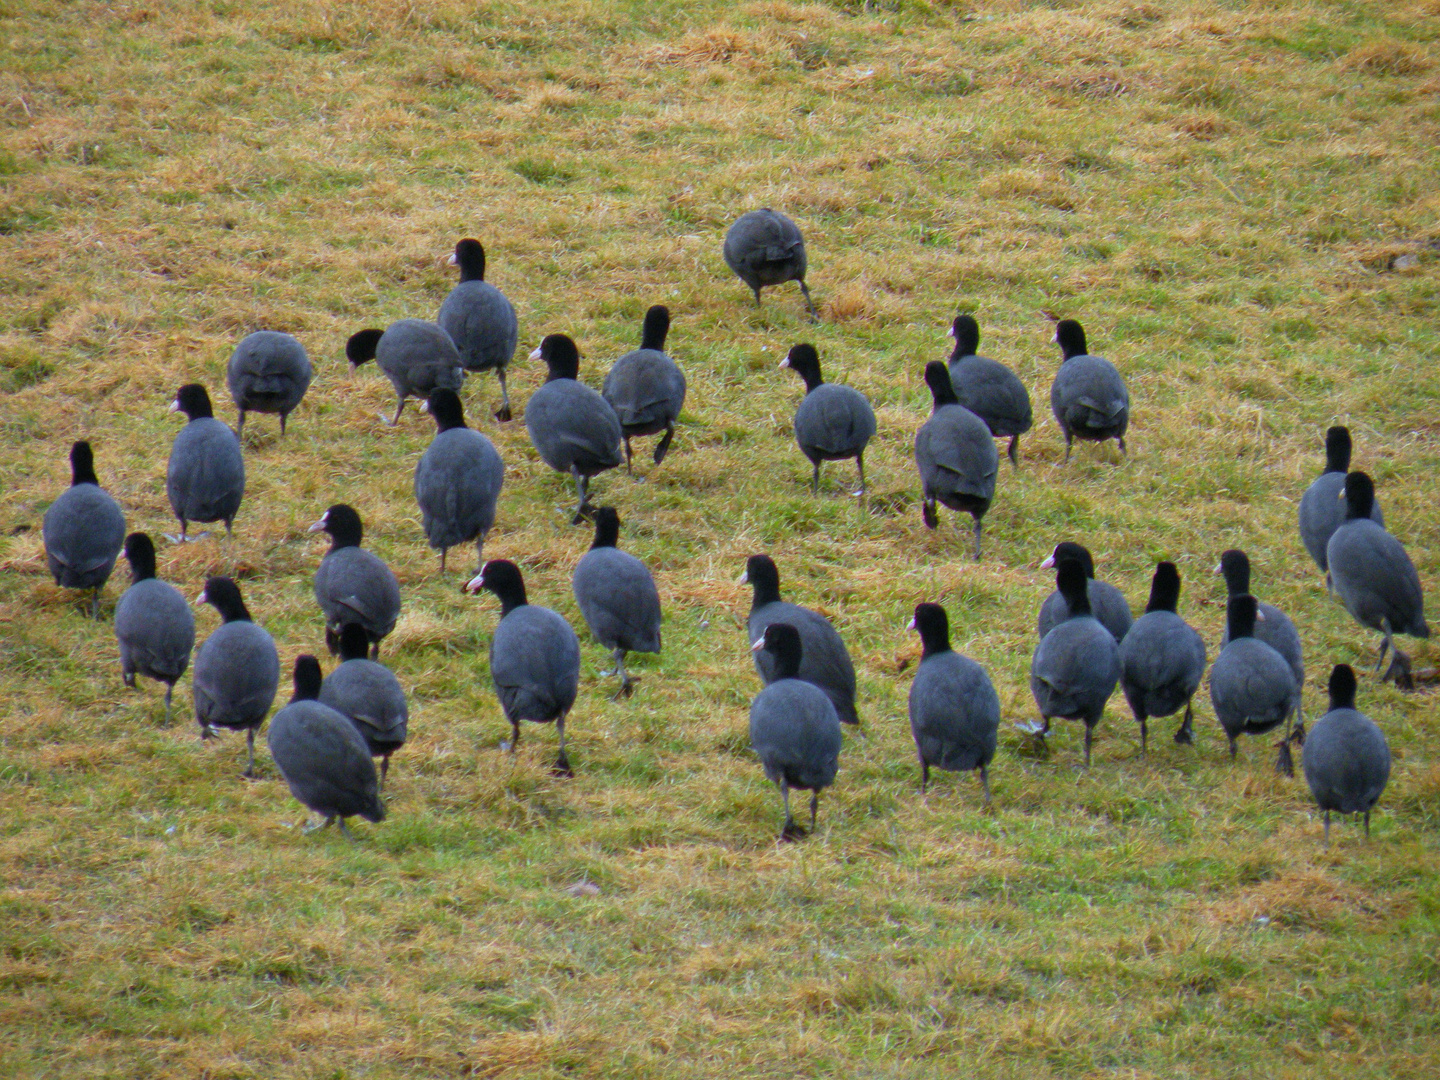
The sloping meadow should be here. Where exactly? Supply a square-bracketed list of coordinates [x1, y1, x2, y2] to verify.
[1, 1, 1438, 1076]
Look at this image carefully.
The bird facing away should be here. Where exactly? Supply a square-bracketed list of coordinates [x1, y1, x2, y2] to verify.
[524, 333, 624, 524]
[319, 623, 409, 786]
[193, 576, 280, 778]
[1049, 319, 1129, 461]
[1208, 594, 1296, 763]
[914, 360, 999, 560]
[749, 622, 843, 841]
[42, 440, 126, 618]
[781, 343, 876, 496]
[1298, 426, 1383, 575]
[743, 554, 859, 726]
[114, 532, 195, 722]
[946, 315, 1033, 466]
[1217, 548, 1305, 741]
[572, 507, 662, 699]
[723, 208, 815, 318]
[438, 238, 520, 421]
[413, 388, 505, 573]
[165, 384, 245, 542]
[346, 319, 465, 427]
[1327, 471, 1429, 688]
[309, 503, 402, 658]
[1302, 664, 1390, 847]
[226, 330, 312, 437]
[268, 655, 385, 839]
[467, 559, 581, 776]
[1037, 542, 1133, 645]
[1118, 562, 1207, 751]
[907, 602, 1000, 802]
[601, 305, 687, 475]
[1024, 557, 1122, 766]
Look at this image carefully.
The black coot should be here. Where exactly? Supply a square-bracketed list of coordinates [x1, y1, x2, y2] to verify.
[166, 384, 245, 541]
[743, 554, 858, 726]
[1298, 426, 1383, 574]
[466, 559, 581, 776]
[601, 305, 687, 474]
[1327, 472, 1429, 687]
[524, 334, 623, 524]
[346, 319, 465, 426]
[268, 655, 385, 838]
[1024, 557, 1122, 766]
[319, 623, 409, 786]
[1118, 562, 1207, 750]
[438, 238, 519, 421]
[1208, 594, 1296, 762]
[907, 602, 1000, 801]
[42, 440, 126, 618]
[946, 315, 1033, 466]
[914, 361, 999, 560]
[413, 389, 505, 573]
[781, 343, 876, 496]
[193, 576, 280, 777]
[1302, 664, 1390, 846]
[749, 623, 843, 841]
[723, 208, 815, 317]
[571, 507, 661, 699]
[1037, 542, 1133, 644]
[1217, 549, 1304, 735]
[114, 532, 195, 721]
[226, 330, 312, 436]
[1049, 319, 1129, 460]
[309, 503, 402, 658]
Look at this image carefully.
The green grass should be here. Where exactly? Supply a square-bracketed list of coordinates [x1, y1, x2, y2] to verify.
[1, 0, 1439, 1076]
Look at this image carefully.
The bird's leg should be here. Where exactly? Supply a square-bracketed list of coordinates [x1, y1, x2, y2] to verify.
[752, 286, 763, 308]
[370, 640, 380, 661]
[236, 411, 246, 438]
[1117, 435, 1127, 457]
[811, 461, 820, 496]
[1007, 435, 1019, 467]
[439, 547, 447, 573]
[1374, 625, 1391, 674]
[91, 588, 102, 620]
[503, 720, 520, 754]
[854, 453, 866, 498]
[494, 369, 512, 423]
[1363, 810, 1371, 840]
[798, 279, 817, 321]
[624, 437, 634, 476]
[1083, 725, 1092, 768]
[1228, 736, 1237, 760]
[1139, 718, 1148, 754]
[570, 467, 591, 525]
[809, 791, 819, 832]
[980, 765, 992, 807]
[279, 412, 288, 436]
[1064, 434, 1073, 463]
[163, 685, 173, 724]
[776, 781, 797, 840]
[338, 818, 357, 842]
[387, 397, 405, 426]
[1174, 700, 1194, 745]
[920, 759, 929, 795]
[653, 423, 675, 465]
[243, 730, 257, 779]
[380, 753, 390, 787]
[302, 815, 333, 834]
[476, 531, 488, 576]
[552, 716, 573, 777]
[972, 518, 983, 562]
[611, 649, 635, 700]
[1323, 810, 1331, 848]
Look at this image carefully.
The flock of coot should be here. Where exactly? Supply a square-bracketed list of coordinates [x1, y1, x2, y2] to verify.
[37, 216, 1425, 846]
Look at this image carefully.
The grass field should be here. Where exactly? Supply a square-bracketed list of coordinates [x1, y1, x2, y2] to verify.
[2, 1, 1439, 1076]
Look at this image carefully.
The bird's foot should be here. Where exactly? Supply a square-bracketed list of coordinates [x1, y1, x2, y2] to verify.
[241, 765, 259, 782]
[921, 504, 938, 530]
[1173, 719, 1194, 746]
[551, 753, 574, 779]
[494, 404, 513, 423]
[163, 531, 208, 544]
[1383, 651, 1415, 691]
[611, 678, 637, 701]
[779, 822, 808, 843]
[1013, 719, 1047, 736]
[378, 412, 399, 426]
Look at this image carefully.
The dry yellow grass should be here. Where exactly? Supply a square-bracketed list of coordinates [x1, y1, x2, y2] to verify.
[0, 0, 1438, 1077]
